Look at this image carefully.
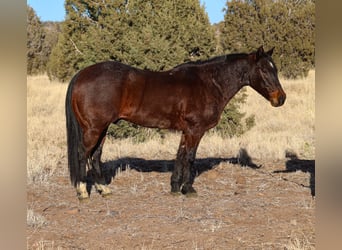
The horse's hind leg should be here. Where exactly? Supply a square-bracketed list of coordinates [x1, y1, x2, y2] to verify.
[83, 126, 112, 197]
[76, 182, 89, 200]
[76, 145, 90, 200]
[91, 133, 112, 197]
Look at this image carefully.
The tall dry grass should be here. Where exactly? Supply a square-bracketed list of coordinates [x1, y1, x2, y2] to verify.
[27, 75, 67, 184]
[27, 71, 315, 183]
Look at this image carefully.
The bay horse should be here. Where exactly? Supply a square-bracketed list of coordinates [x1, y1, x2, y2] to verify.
[66, 46, 286, 200]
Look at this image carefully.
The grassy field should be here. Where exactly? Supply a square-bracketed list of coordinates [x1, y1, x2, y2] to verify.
[27, 71, 315, 184]
[27, 72, 315, 249]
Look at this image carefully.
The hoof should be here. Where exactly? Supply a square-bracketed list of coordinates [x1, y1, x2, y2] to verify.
[185, 191, 198, 198]
[181, 185, 197, 197]
[171, 182, 181, 194]
[101, 191, 113, 198]
[76, 182, 89, 201]
[170, 191, 182, 196]
[77, 195, 90, 202]
[95, 183, 112, 198]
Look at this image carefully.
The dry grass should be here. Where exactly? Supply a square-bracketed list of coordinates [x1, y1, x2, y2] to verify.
[27, 75, 67, 184]
[27, 71, 315, 183]
[27, 209, 47, 228]
[29, 240, 60, 250]
[239, 70, 315, 160]
[27, 72, 315, 249]
[285, 233, 316, 250]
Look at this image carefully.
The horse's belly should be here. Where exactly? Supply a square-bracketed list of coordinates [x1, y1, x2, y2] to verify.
[119, 96, 186, 130]
[125, 111, 178, 130]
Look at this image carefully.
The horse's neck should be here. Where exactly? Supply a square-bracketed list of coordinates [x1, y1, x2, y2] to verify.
[206, 59, 250, 103]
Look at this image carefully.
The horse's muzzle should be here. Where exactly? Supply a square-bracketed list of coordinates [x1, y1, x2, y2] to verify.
[270, 90, 286, 107]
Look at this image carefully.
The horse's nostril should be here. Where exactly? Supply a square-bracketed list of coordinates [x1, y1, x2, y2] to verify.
[279, 94, 286, 105]
[269, 90, 286, 107]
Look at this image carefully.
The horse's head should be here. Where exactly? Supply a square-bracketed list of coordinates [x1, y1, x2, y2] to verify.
[248, 46, 286, 107]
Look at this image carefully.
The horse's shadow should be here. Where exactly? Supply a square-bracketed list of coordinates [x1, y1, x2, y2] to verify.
[96, 148, 314, 197]
[273, 151, 315, 196]
[99, 148, 262, 185]
[101, 157, 231, 182]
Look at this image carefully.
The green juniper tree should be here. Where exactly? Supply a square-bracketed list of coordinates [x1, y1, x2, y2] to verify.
[27, 5, 61, 76]
[48, 0, 216, 80]
[221, 0, 315, 78]
[27, 5, 46, 75]
[47, 0, 255, 140]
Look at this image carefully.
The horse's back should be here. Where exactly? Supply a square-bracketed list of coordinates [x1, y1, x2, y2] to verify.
[75, 61, 133, 85]
[69, 60, 212, 130]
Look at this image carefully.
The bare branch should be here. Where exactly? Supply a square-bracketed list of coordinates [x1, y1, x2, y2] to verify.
[69, 38, 84, 55]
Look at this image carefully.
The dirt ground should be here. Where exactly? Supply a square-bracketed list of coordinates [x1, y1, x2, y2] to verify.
[27, 155, 315, 249]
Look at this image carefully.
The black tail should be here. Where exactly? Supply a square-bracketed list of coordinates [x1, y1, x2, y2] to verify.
[65, 73, 86, 187]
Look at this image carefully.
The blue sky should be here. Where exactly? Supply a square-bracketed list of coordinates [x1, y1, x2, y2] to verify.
[27, 0, 226, 24]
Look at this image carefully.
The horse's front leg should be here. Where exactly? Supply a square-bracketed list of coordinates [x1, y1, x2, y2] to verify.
[180, 147, 198, 196]
[171, 133, 186, 194]
[171, 131, 204, 196]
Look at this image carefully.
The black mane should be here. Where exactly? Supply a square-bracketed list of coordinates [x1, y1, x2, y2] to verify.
[173, 53, 248, 69]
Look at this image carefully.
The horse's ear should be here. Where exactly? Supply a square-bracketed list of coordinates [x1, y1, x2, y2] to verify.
[266, 47, 275, 56]
[256, 46, 264, 61]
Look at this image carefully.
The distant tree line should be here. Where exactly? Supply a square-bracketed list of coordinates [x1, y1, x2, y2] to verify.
[27, 0, 314, 140]
[46, 0, 216, 82]
[27, 6, 60, 75]
[27, 0, 315, 80]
